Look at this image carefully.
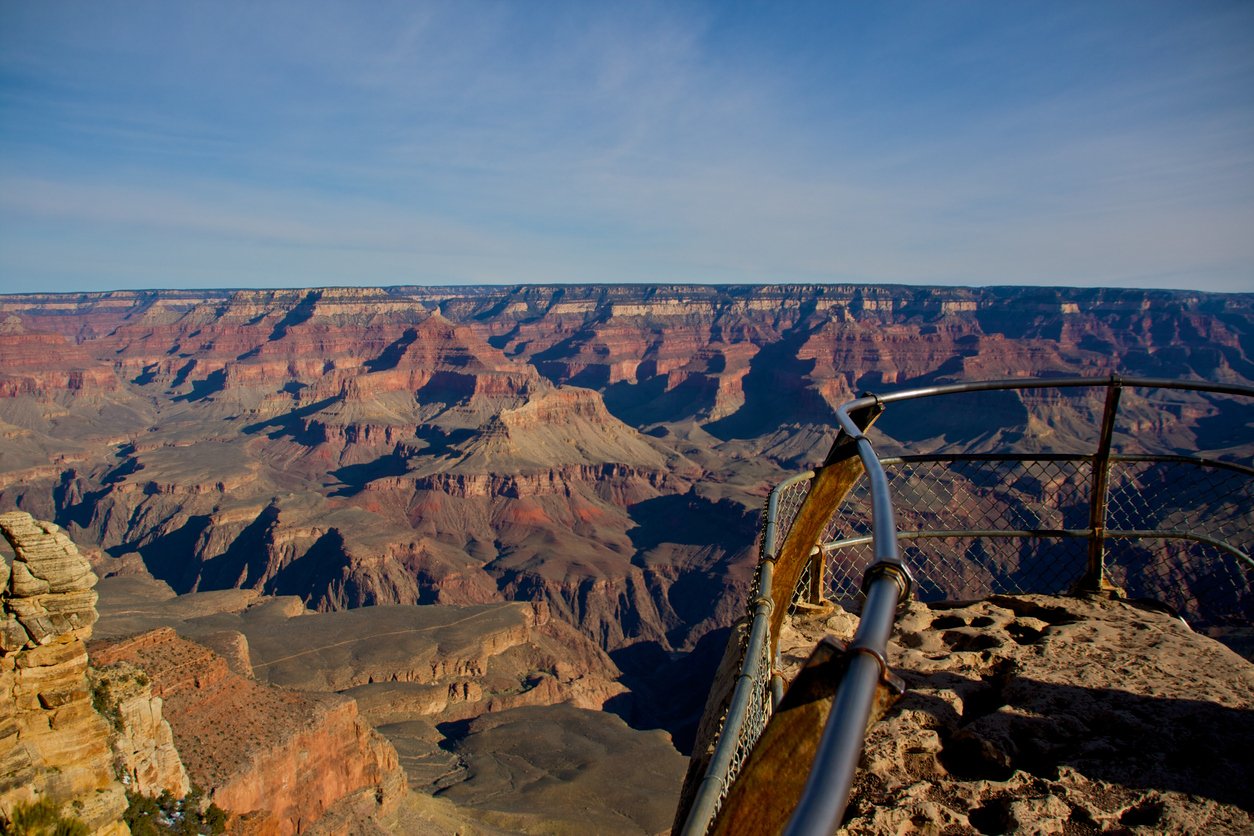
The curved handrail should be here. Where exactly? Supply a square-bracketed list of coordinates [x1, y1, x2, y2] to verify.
[786, 376, 1252, 835]
[679, 375, 1254, 836]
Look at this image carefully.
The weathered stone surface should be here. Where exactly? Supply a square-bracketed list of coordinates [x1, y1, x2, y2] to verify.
[0, 511, 126, 834]
[795, 594, 1254, 834]
[1, 513, 98, 647]
[90, 661, 190, 797]
[0, 614, 31, 652]
[0, 512, 98, 593]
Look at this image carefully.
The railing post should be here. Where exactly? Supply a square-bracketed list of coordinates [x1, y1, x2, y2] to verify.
[807, 546, 825, 605]
[1083, 375, 1122, 591]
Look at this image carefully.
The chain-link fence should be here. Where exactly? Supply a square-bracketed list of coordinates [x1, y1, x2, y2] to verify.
[1103, 457, 1253, 627]
[800, 455, 1252, 631]
[680, 475, 809, 834]
[720, 623, 774, 796]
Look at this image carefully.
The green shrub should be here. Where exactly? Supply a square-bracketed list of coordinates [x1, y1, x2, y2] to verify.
[89, 664, 151, 732]
[0, 798, 90, 836]
[122, 789, 227, 836]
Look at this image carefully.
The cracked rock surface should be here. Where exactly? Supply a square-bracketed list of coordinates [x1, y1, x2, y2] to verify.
[816, 594, 1253, 834]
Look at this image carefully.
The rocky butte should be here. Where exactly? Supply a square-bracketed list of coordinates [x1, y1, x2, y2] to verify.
[0, 284, 1251, 832]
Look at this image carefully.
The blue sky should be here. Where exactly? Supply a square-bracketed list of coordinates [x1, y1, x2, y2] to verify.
[1, 1, 1252, 293]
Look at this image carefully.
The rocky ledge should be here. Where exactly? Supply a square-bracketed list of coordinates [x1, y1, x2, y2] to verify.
[781, 593, 1253, 834]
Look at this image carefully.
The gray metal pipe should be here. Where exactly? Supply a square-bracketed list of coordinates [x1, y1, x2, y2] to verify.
[683, 375, 1251, 835]
[680, 477, 799, 836]
[782, 577, 901, 836]
[871, 375, 1254, 405]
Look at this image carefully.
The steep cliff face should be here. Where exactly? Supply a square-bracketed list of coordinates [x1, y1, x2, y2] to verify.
[0, 511, 128, 835]
[89, 661, 190, 798]
[90, 628, 407, 835]
[0, 285, 1249, 669]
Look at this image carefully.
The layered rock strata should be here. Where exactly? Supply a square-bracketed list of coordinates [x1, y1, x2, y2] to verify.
[90, 574, 629, 800]
[0, 511, 127, 834]
[91, 575, 627, 727]
[0, 285, 1249, 743]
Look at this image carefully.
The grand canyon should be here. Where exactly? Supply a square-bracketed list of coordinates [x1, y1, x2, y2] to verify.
[1, 284, 1252, 833]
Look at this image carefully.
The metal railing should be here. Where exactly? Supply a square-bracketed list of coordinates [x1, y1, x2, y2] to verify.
[676, 376, 1253, 836]
[679, 470, 811, 834]
[809, 454, 1252, 629]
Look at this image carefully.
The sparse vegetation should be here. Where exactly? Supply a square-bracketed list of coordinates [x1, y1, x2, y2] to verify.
[89, 664, 151, 732]
[0, 799, 90, 836]
[122, 788, 227, 836]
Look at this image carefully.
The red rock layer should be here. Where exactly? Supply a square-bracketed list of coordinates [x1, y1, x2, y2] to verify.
[91, 628, 405, 835]
[0, 325, 117, 397]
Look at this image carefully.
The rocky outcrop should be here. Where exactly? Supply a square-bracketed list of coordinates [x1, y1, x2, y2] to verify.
[89, 661, 190, 798]
[0, 511, 99, 646]
[90, 628, 407, 835]
[0, 511, 127, 835]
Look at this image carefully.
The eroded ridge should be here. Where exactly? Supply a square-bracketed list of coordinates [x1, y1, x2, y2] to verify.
[90, 628, 407, 834]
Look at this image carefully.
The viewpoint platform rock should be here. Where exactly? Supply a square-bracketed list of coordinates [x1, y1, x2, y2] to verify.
[781, 594, 1254, 834]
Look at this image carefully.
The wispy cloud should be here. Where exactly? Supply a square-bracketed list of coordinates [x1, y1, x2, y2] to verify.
[1, 1, 1251, 293]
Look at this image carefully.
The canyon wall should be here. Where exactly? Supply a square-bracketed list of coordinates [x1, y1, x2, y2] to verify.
[1, 284, 1247, 831]
[1, 511, 407, 835]
[0, 285, 1249, 674]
